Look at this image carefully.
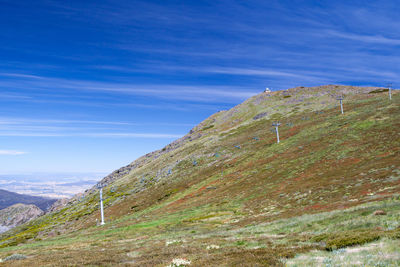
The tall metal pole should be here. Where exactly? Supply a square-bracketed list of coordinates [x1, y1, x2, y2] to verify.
[275, 125, 280, 143]
[337, 96, 344, 114]
[388, 83, 392, 100]
[272, 122, 281, 143]
[99, 187, 105, 225]
[340, 99, 343, 114]
[97, 183, 106, 225]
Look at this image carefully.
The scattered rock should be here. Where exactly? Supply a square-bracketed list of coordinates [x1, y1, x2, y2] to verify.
[373, 210, 386, 216]
[253, 112, 268, 120]
[4, 254, 27, 261]
[127, 251, 140, 258]
[167, 258, 191, 267]
[166, 240, 181, 246]
[48, 198, 69, 213]
[0, 225, 9, 234]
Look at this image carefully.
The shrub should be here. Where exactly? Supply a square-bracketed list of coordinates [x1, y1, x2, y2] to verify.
[201, 124, 215, 131]
[312, 229, 382, 251]
[368, 89, 389, 94]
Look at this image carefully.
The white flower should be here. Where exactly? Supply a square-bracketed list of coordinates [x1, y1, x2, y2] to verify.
[166, 258, 191, 266]
[166, 240, 179, 246]
[206, 244, 220, 250]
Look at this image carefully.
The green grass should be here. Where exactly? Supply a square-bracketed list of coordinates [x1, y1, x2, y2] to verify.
[285, 238, 400, 266]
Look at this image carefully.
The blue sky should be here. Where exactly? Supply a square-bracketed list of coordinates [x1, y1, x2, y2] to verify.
[0, 0, 399, 177]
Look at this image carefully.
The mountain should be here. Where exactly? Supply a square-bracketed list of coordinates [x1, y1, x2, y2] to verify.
[0, 85, 399, 266]
[0, 189, 56, 211]
[0, 204, 43, 233]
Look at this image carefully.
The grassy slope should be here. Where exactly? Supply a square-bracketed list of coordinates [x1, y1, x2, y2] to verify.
[0, 85, 399, 266]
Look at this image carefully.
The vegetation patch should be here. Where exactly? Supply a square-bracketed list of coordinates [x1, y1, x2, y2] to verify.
[369, 89, 389, 94]
[312, 229, 382, 250]
[201, 124, 215, 131]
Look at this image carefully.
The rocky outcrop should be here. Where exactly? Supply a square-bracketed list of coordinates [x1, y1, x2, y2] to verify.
[91, 131, 205, 190]
[47, 198, 69, 213]
[253, 112, 268, 120]
[0, 225, 9, 234]
[0, 204, 43, 232]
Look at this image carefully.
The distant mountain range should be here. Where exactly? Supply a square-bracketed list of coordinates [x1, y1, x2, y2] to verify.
[0, 189, 56, 211]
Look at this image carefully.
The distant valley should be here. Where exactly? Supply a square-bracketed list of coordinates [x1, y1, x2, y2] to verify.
[0, 173, 103, 198]
[0, 189, 56, 211]
[0, 173, 103, 234]
[0, 189, 57, 234]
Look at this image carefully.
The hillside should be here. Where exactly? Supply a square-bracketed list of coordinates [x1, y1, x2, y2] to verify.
[0, 204, 43, 234]
[0, 189, 56, 211]
[0, 85, 399, 266]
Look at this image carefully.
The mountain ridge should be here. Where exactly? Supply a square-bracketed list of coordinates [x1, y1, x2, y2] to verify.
[0, 189, 56, 211]
[91, 84, 389, 190]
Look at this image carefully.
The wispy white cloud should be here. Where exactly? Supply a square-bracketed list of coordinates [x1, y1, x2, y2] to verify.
[200, 67, 321, 80]
[84, 133, 183, 138]
[0, 72, 44, 79]
[94, 63, 325, 82]
[0, 116, 190, 139]
[325, 30, 400, 45]
[0, 74, 258, 103]
[0, 117, 195, 127]
[0, 117, 131, 126]
[0, 92, 33, 100]
[0, 150, 27, 155]
[0, 132, 182, 138]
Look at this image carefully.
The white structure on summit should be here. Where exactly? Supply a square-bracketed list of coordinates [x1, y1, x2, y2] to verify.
[264, 87, 271, 93]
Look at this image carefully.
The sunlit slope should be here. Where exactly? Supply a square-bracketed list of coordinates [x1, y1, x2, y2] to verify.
[95, 85, 399, 222]
[0, 85, 399, 266]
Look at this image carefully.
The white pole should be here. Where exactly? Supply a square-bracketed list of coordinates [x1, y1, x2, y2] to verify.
[340, 99, 344, 114]
[100, 188, 105, 225]
[275, 126, 280, 143]
[387, 83, 393, 100]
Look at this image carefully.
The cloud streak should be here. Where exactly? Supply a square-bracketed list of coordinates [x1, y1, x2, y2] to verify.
[0, 132, 183, 138]
[0, 74, 259, 103]
[0, 150, 27, 155]
[326, 30, 400, 45]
